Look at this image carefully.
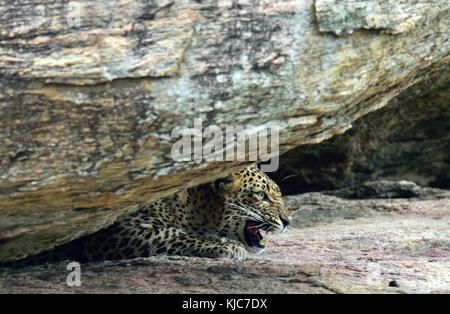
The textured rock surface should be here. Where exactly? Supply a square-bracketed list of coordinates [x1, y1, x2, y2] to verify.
[315, 0, 439, 35]
[1, 182, 449, 294]
[1, 0, 450, 262]
[271, 66, 450, 194]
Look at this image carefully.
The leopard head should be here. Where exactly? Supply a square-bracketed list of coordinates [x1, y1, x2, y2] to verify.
[215, 166, 291, 253]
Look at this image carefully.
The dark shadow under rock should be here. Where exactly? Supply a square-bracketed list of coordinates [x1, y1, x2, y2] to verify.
[270, 67, 450, 195]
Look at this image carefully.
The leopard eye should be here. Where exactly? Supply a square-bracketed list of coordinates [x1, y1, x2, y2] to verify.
[257, 192, 269, 201]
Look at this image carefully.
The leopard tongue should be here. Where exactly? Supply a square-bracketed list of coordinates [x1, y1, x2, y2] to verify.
[249, 226, 258, 234]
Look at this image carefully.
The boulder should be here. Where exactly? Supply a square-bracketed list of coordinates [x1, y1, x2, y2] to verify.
[1, 0, 450, 261]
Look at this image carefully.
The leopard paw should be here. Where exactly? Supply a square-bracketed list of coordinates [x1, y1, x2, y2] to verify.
[217, 242, 247, 261]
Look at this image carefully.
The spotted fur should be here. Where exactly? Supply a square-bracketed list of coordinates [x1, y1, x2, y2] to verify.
[6, 166, 290, 266]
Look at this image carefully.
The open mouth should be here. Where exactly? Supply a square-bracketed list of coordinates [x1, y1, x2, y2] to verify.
[244, 220, 271, 248]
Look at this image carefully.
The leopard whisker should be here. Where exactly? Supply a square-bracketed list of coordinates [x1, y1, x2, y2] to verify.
[227, 202, 264, 223]
[279, 174, 299, 183]
[234, 200, 262, 217]
[235, 201, 267, 221]
[215, 211, 258, 235]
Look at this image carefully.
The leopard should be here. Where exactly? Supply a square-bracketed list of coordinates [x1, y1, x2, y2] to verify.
[4, 165, 291, 267]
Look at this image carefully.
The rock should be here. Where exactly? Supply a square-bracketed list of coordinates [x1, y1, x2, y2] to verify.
[323, 180, 450, 200]
[315, 0, 437, 35]
[1, 0, 450, 262]
[271, 66, 450, 195]
[1, 181, 448, 293]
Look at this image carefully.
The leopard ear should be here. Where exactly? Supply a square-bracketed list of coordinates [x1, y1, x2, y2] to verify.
[214, 175, 234, 192]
